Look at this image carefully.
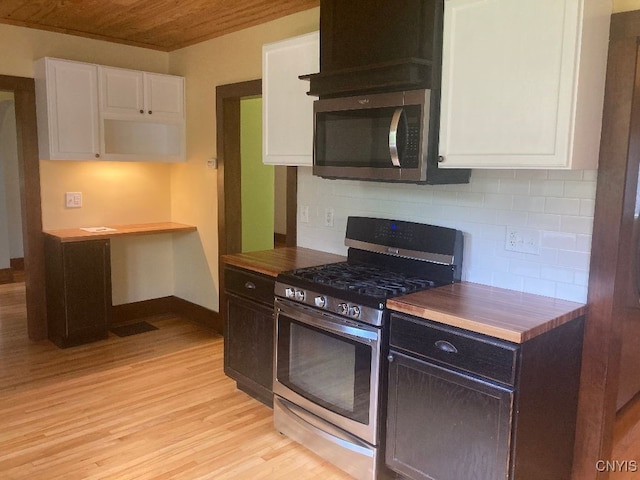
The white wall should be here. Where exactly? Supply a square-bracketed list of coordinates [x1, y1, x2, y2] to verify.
[297, 168, 596, 303]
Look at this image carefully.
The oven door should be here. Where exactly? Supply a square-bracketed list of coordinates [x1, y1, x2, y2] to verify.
[273, 297, 382, 445]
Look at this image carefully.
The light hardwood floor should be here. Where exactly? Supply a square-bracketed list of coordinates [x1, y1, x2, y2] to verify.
[0, 282, 351, 479]
[5, 280, 639, 480]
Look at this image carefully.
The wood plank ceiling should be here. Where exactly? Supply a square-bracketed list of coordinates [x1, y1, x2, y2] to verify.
[0, 0, 319, 51]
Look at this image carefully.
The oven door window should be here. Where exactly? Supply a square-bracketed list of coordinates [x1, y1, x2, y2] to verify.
[277, 315, 372, 424]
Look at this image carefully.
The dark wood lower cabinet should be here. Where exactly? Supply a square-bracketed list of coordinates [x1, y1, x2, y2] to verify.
[44, 236, 112, 348]
[224, 266, 275, 406]
[387, 353, 513, 480]
[386, 313, 584, 480]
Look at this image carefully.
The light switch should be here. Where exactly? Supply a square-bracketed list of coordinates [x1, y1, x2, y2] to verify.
[65, 192, 82, 208]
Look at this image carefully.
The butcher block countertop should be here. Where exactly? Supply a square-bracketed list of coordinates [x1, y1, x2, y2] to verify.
[387, 282, 587, 344]
[44, 222, 197, 242]
[222, 247, 346, 277]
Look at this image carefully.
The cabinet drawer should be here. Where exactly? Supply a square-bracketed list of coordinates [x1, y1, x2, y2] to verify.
[389, 313, 519, 386]
[225, 266, 275, 306]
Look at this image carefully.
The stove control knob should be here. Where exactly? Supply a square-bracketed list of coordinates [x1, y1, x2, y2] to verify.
[294, 289, 306, 301]
[284, 287, 295, 299]
[314, 296, 327, 308]
[349, 305, 361, 318]
[337, 303, 349, 315]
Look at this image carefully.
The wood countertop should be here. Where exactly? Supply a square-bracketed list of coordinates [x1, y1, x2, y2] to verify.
[222, 247, 346, 277]
[386, 282, 587, 344]
[43, 222, 197, 242]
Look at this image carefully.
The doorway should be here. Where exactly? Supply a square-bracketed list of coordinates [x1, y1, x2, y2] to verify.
[216, 79, 297, 259]
[0, 94, 25, 283]
[0, 75, 46, 341]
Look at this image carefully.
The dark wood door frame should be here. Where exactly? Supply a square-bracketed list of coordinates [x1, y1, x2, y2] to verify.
[0, 75, 46, 340]
[572, 11, 640, 479]
[216, 79, 298, 326]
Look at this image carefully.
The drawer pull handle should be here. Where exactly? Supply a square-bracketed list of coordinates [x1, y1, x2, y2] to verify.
[435, 340, 458, 354]
[244, 281, 256, 290]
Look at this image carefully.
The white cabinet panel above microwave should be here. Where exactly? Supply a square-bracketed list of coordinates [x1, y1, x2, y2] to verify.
[438, 0, 610, 169]
[263, 31, 319, 166]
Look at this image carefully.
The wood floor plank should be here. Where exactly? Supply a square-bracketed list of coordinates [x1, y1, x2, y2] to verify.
[0, 282, 352, 479]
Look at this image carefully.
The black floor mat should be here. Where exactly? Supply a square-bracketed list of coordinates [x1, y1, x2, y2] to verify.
[110, 321, 158, 337]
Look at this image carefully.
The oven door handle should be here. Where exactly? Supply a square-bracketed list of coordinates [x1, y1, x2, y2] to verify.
[275, 299, 379, 344]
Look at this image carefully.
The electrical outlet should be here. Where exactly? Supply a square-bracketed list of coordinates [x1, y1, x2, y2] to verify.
[324, 208, 334, 227]
[505, 226, 540, 255]
[300, 206, 309, 223]
[65, 192, 82, 208]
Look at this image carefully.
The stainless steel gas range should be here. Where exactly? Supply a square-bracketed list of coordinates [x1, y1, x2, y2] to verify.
[273, 216, 464, 480]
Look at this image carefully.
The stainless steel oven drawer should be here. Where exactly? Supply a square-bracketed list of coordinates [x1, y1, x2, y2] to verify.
[389, 313, 519, 386]
[225, 266, 275, 306]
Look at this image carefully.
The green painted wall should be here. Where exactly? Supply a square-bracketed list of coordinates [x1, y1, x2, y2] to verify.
[241, 97, 274, 252]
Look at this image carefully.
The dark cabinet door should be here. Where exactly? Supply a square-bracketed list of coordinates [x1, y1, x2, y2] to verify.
[225, 293, 274, 405]
[386, 350, 513, 480]
[45, 237, 111, 348]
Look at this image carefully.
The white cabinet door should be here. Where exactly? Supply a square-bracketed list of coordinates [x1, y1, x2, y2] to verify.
[100, 68, 184, 121]
[144, 73, 185, 121]
[438, 0, 610, 169]
[34, 58, 100, 160]
[100, 67, 145, 117]
[263, 31, 319, 166]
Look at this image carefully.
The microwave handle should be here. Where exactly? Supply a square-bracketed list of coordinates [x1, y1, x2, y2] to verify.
[389, 108, 404, 168]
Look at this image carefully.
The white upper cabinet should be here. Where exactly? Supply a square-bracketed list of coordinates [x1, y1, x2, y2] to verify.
[144, 73, 185, 121]
[35, 58, 101, 160]
[100, 67, 145, 117]
[263, 31, 319, 166]
[35, 57, 186, 162]
[438, 0, 611, 169]
[100, 67, 184, 121]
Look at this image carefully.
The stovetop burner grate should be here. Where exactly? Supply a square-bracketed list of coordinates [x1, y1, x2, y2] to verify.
[286, 262, 436, 299]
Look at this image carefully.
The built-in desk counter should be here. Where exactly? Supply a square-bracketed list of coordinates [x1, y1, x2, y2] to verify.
[43, 222, 197, 348]
[44, 222, 197, 243]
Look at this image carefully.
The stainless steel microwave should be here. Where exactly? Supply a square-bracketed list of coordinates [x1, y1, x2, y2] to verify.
[313, 89, 432, 183]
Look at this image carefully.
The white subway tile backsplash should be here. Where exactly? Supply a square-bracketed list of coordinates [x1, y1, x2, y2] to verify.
[583, 170, 598, 181]
[499, 179, 531, 195]
[515, 170, 549, 180]
[297, 168, 597, 303]
[484, 193, 514, 210]
[565, 181, 597, 199]
[530, 180, 565, 197]
[541, 266, 575, 283]
[545, 197, 581, 215]
[556, 250, 591, 271]
[580, 199, 595, 217]
[512, 195, 546, 212]
[523, 277, 557, 297]
[492, 272, 525, 291]
[576, 234, 592, 253]
[541, 231, 577, 250]
[548, 170, 586, 181]
[528, 213, 562, 231]
[555, 283, 588, 303]
[561, 216, 594, 235]
[509, 259, 541, 278]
